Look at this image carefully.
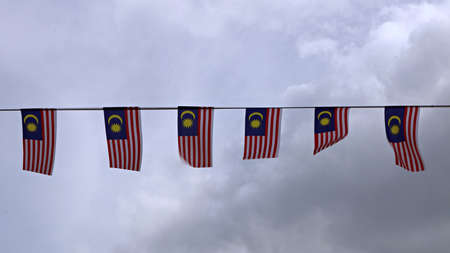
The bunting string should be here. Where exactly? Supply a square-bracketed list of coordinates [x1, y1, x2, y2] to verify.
[1, 104, 450, 111]
[7, 104, 450, 175]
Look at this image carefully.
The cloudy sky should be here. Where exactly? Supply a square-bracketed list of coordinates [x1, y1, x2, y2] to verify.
[1, 0, 450, 252]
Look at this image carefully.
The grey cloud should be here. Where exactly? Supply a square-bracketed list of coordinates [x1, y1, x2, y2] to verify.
[1, 1, 450, 253]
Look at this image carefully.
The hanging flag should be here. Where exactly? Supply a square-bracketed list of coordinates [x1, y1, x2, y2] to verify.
[21, 109, 56, 175]
[104, 107, 142, 171]
[314, 107, 350, 155]
[385, 106, 425, 172]
[243, 108, 282, 159]
[178, 106, 213, 167]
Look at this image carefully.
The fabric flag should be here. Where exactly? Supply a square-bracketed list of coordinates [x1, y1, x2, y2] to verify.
[104, 107, 142, 171]
[385, 106, 425, 172]
[178, 106, 214, 167]
[314, 107, 349, 155]
[21, 109, 56, 175]
[243, 108, 282, 159]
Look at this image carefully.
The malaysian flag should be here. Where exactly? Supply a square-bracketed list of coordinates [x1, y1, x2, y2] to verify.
[21, 109, 57, 176]
[314, 107, 349, 155]
[178, 106, 213, 167]
[385, 106, 425, 172]
[104, 107, 142, 171]
[243, 108, 282, 159]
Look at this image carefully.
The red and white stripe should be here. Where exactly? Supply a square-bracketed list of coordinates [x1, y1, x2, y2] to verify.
[390, 106, 425, 172]
[22, 109, 56, 176]
[178, 107, 213, 168]
[107, 108, 142, 171]
[243, 108, 282, 159]
[314, 107, 349, 155]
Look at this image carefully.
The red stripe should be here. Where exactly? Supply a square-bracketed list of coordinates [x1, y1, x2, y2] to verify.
[411, 107, 424, 171]
[207, 108, 212, 167]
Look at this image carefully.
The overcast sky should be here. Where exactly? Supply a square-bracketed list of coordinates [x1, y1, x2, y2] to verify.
[1, 0, 450, 252]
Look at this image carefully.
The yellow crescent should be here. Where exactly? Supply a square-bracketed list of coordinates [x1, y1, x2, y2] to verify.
[388, 115, 401, 127]
[180, 110, 196, 120]
[23, 114, 39, 124]
[108, 114, 123, 125]
[248, 112, 263, 121]
[317, 111, 332, 120]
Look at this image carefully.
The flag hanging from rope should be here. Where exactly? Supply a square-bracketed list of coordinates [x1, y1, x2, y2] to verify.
[314, 107, 349, 155]
[385, 106, 425, 172]
[243, 108, 282, 159]
[178, 106, 213, 167]
[21, 109, 56, 175]
[104, 107, 142, 171]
